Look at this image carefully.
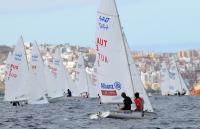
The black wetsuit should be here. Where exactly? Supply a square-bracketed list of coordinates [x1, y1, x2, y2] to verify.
[12, 101, 20, 106]
[121, 96, 132, 110]
[67, 90, 72, 97]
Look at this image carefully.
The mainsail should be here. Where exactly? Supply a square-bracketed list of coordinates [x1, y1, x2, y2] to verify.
[86, 67, 99, 98]
[28, 41, 48, 104]
[169, 58, 190, 95]
[49, 48, 67, 98]
[74, 53, 89, 96]
[4, 36, 29, 101]
[160, 62, 171, 95]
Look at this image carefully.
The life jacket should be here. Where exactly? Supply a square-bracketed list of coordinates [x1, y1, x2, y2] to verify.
[134, 97, 144, 111]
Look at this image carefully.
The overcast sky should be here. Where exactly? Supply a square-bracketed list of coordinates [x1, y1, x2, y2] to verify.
[0, 0, 200, 52]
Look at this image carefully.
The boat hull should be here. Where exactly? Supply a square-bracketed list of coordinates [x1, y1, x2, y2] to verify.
[47, 96, 64, 103]
[90, 110, 156, 119]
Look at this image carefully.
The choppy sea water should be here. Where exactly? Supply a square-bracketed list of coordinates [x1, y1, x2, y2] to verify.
[0, 95, 200, 129]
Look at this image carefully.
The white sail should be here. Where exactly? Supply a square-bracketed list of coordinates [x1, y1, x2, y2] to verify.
[44, 64, 60, 98]
[160, 62, 171, 95]
[86, 67, 99, 98]
[64, 67, 78, 97]
[28, 41, 48, 104]
[74, 53, 89, 96]
[123, 33, 154, 112]
[169, 58, 190, 95]
[96, 0, 135, 103]
[179, 73, 190, 95]
[49, 48, 66, 98]
[4, 36, 29, 101]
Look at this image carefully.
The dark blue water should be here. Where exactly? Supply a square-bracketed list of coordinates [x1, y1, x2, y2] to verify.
[0, 96, 200, 129]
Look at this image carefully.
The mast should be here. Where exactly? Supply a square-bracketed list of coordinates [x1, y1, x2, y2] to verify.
[21, 36, 30, 71]
[113, 0, 135, 94]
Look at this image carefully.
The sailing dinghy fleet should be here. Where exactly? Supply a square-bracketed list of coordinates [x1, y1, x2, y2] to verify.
[3, 0, 191, 119]
[90, 0, 155, 119]
[3, 36, 98, 105]
[160, 58, 190, 96]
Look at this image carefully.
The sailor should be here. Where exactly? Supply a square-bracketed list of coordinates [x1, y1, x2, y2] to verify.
[98, 94, 102, 104]
[67, 89, 72, 97]
[120, 92, 132, 110]
[178, 91, 181, 96]
[11, 101, 20, 106]
[85, 92, 89, 98]
[134, 92, 144, 112]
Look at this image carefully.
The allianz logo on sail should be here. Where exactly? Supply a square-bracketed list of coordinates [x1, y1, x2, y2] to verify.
[14, 53, 22, 61]
[101, 81, 121, 90]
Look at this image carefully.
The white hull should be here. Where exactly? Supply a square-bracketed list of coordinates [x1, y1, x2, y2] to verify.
[90, 110, 156, 119]
[28, 98, 49, 105]
[47, 96, 64, 103]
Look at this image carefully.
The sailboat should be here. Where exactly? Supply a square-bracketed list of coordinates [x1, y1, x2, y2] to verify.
[160, 61, 172, 95]
[47, 48, 67, 102]
[168, 58, 190, 95]
[73, 53, 90, 97]
[28, 41, 49, 104]
[86, 67, 99, 98]
[90, 0, 154, 119]
[4, 36, 29, 103]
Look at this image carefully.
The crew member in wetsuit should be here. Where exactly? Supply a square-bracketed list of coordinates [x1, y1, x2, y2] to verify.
[67, 89, 72, 97]
[120, 92, 132, 110]
[11, 101, 20, 106]
[134, 92, 144, 112]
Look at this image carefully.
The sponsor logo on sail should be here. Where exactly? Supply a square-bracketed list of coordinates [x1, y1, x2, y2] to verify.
[32, 55, 38, 62]
[101, 81, 122, 90]
[98, 15, 110, 30]
[114, 81, 121, 90]
[100, 81, 122, 96]
[14, 53, 22, 61]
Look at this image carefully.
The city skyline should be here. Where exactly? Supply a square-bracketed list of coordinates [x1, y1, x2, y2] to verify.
[1, 0, 200, 52]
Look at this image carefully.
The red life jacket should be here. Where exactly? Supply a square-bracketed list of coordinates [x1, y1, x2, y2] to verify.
[134, 97, 144, 111]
